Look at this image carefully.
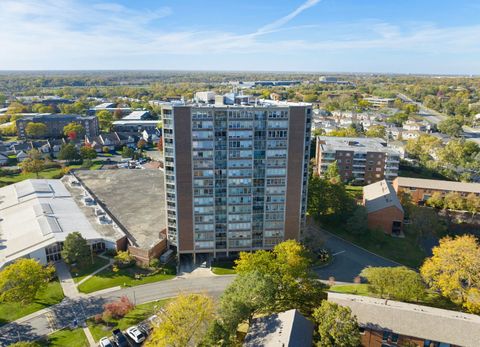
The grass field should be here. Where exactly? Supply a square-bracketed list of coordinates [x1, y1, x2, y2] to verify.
[77, 265, 176, 294]
[0, 281, 64, 326]
[330, 284, 460, 311]
[211, 260, 236, 275]
[324, 221, 427, 268]
[70, 256, 110, 283]
[87, 299, 169, 341]
[38, 328, 89, 347]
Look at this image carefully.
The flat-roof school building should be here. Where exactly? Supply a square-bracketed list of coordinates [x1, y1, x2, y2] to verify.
[0, 179, 122, 267]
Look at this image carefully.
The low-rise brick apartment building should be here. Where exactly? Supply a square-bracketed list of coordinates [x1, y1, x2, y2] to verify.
[16, 114, 99, 139]
[328, 292, 480, 347]
[315, 136, 400, 184]
[393, 177, 480, 205]
[363, 179, 404, 235]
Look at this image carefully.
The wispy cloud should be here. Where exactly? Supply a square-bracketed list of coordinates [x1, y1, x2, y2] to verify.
[254, 0, 321, 35]
[0, 0, 479, 71]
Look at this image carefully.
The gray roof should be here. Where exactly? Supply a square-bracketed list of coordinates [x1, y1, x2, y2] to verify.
[328, 292, 480, 347]
[395, 177, 480, 194]
[244, 309, 314, 347]
[363, 179, 404, 214]
[317, 136, 400, 156]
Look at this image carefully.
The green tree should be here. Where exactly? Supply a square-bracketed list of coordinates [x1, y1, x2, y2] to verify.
[312, 301, 361, 347]
[426, 192, 444, 209]
[303, 94, 318, 102]
[0, 259, 54, 304]
[21, 149, 45, 178]
[57, 143, 81, 162]
[420, 235, 480, 313]
[443, 192, 466, 211]
[219, 271, 276, 334]
[346, 206, 369, 235]
[405, 134, 442, 163]
[361, 266, 426, 302]
[80, 145, 97, 159]
[327, 127, 358, 137]
[97, 110, 113, 132]
[121, 146, 134, 158]
[407, 206, 447, 245]
[365, 125, 386, 139]
[25, 123, 47, 139]
[465, 193, 480, 216]
[438, 117, 463, 137]
[63, 122, 85, 139]
[234, 240, 326, 315]
[146, 293, 215, 347]
[61, 232, 91, 268]
[324, 161, 341, 184]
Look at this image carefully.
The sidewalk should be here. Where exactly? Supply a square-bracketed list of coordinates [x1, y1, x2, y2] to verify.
[55, 261, 81, 299]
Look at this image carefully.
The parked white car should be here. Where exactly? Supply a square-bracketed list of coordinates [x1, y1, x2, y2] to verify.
[99, 337, 113, 347]
[126, 326, 146, 343]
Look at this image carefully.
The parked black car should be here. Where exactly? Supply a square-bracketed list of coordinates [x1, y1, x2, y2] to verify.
[112, 328, 128, 347]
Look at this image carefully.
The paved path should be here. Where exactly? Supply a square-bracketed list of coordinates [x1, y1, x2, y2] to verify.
[0, 275, 235, 346]
[77, 255, 114, 286]
[55, 262, 81, 299]
[309, 223, 399, 282]
[83, 326, 96, 347]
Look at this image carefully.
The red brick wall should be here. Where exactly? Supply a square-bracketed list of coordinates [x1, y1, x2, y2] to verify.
[367, 206, 404, 234]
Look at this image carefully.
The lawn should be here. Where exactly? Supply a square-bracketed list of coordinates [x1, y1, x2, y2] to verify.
[329, 284, 460, 311]
[70, 256, 110, 283]
[38, 328, 89, 347]
[323, 221, 427, 268]
[87, 299, 170, 341]
[345, 185, 363, 199]
[211, 260, 236, 275]
[77, 265, 176, 294]
[0, 281, 64, 325]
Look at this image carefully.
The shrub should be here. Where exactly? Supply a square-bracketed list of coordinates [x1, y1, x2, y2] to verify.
[149, 258, 160, 268]
[114, 251, 135, 268]
[103, 296, 134, 320]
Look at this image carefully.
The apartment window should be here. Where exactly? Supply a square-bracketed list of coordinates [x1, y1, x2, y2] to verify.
[376, 167, 382, 172]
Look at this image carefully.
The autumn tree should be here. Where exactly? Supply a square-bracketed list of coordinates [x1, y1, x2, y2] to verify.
[0, 259, 54, 304]
[426, 192, 444, 209]
[146, 293, 215, 347]
[312, 301, 361, 347]
[137, 138, 147, 150]
[219, 271, 276, 334]
[61, 232, 91, 268]
[25, 122, 47, 139]
[420, 235, 480, 313]
[365, 125, 386, 139]
[80, 145, 97, 159]
[113, 108, 123, 120]
[21, 149, 45, 178]
[157, 137, 163, 153]
[234, 240, 326, 315]
[465, 193, 480, 216]
[443, 192, 465, 211]
[63, 122, 85, 140]
[97, 110, 113, 132]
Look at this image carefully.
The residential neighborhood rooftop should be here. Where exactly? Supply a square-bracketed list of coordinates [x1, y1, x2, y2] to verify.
[363, 179, 404, 214]
[395, 177, 480, 194]
[328, 292, 480, 347]
[317, 136, 400, 155]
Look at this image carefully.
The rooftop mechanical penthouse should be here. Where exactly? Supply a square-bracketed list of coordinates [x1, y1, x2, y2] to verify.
[161, 100, 312, 261]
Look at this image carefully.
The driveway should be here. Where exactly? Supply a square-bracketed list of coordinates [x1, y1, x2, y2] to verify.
[309, 223, 399, 282]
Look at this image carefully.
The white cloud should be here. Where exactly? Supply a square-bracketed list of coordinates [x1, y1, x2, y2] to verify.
[0, 0, 479, 71]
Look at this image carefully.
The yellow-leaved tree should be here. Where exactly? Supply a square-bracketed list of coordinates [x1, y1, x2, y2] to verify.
[420, 234, 480, 313]
[145, 293, 214, 347]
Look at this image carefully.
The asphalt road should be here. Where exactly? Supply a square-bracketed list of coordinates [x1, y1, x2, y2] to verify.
[310, 223, 399, 283]
[0, 275, 234, 346]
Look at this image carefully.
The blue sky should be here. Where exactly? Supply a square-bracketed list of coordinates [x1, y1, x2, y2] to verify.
[1, 0, 480, 74]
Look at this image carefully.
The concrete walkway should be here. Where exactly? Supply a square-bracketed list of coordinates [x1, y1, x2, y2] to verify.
[83, 326, 96, 347]
[77, 255, 114, 286]
[55, 262, 81, 299]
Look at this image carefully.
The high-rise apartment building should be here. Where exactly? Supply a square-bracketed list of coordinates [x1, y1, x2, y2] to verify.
[161, 101, 311, 259]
